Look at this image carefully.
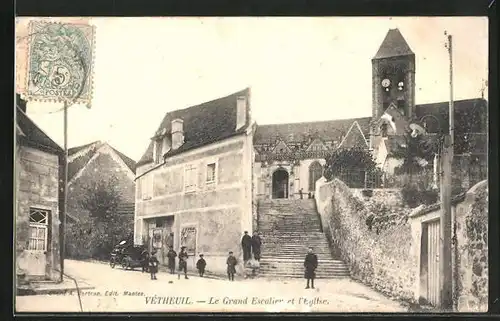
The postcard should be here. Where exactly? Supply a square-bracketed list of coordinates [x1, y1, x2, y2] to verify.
[14, 16, 488, 313]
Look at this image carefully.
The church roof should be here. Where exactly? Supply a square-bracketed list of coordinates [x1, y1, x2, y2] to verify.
[373, 28, 414, 60]
[337, 121, 369, 149]
[254, 117, 371, 145]
[414, 98, 487, 133]
[137, 88, 251, 166]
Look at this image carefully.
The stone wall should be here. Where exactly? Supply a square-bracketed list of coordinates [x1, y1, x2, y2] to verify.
[315, 178, 417, 302]
[16, 146, 61, 281]
[351, 188, 403, 208]
[454, 181, 488, 311]
[135, 134, 253, 275]
[409, 180, 488, 311]
[317, 177, 488, 311]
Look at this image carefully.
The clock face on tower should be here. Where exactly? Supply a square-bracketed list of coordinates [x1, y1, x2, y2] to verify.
[381, 78, 391, 88]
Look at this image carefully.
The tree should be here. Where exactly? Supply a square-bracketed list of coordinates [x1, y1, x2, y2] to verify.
[323, 147, 380, 186]
[71, 175, 134, 260]
[389, 132, 439, 176]
[78, 175, 122, 221]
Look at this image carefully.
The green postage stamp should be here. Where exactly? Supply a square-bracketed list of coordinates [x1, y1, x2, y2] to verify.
[25, 21, 96, 105]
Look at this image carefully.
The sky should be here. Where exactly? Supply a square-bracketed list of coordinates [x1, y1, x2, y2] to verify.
[16, 17, 488, 162]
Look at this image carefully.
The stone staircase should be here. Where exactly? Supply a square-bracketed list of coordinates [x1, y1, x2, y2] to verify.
[256, 199, 350, 279]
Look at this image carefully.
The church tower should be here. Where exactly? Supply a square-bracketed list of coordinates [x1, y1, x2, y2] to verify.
[371, 29, 416, 121]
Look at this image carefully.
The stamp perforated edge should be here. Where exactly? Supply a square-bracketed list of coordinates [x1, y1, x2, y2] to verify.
[23, 20, 97, 107]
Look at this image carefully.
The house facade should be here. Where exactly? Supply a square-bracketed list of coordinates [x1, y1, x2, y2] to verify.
[134, 89, 254, 274]
[15, 95, 64, 282]
[65, 141, 137, 258]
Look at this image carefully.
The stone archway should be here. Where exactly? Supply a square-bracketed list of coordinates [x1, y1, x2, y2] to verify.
[272, 168, 289, 199]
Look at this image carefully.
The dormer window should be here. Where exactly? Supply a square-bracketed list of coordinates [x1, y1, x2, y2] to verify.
[153, 139, 163, 164]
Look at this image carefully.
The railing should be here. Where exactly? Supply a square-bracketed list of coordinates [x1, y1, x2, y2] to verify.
[336, 161, 486, 190]
[336, 168, 436, 189]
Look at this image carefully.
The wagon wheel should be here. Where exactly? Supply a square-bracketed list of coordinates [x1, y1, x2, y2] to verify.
[121, 257, 129, 270]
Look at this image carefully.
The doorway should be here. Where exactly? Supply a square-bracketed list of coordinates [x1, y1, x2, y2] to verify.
[147, 216, 174, 266]
[272, 169, 289, 199]
[420, 219, 441, 307]
[25, 208, 50, 278]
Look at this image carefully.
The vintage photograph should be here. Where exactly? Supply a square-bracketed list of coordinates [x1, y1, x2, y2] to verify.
[14, 17, 488, 313]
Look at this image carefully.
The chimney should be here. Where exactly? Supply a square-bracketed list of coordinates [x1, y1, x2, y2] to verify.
[171, 119, 184, 150]
[16, 94, 27, 113]
[236, 96, 247, 131]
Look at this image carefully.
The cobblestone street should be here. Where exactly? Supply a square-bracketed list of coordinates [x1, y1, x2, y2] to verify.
[16, 260, 408, 313]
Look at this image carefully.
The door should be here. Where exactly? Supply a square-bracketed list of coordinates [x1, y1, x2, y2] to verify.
[426, 219, 441, 306]
[272, 169, 289, 199]
[25, 208, 50, 277]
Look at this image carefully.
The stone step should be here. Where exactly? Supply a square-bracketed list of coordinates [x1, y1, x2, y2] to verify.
[259, 268, 350, 275]
[257, 272, 350, 278]
[263, 247, 331, 251]
[259, 263, 348, 269]
[266, 243, 330, 246]
[260, 227, 322, 231]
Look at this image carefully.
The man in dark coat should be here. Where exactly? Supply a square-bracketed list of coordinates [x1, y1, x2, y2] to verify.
[178, 246, 189, 279]
[140, 249, 150, 273]
[241, 231, 252, 264]
[226, 251, 238, 281]
[196, 254, 207, 277]
[148, 251, 159, 280]
[304, 247, 318, 289]
[166, 246, 177, 274]
[251, 231, 262, 261]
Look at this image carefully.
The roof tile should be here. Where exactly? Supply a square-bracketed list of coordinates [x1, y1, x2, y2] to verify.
[373, 28, 414, 59]
[137, 88, 251, 166]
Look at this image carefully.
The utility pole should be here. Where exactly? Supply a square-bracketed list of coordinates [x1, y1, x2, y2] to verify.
[439, 31, 454, 310]
[61, 102, 69, 281]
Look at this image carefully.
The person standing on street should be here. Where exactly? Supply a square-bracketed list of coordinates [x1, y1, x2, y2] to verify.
[178, 246, 189, 280]
[196, 254, 207, 277]
[148, 251, 159, 280]
[226, 251, 238, 281]
[241, 231, 252, 265]
[251, 231, 262, 261]
[166, 246, 177, 274]
[304, 247, 318, 289]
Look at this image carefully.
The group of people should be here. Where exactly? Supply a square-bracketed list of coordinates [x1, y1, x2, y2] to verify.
[241, 231, 262, 263]
[141, 246, 191, 280]
[139, 230, 318, 288]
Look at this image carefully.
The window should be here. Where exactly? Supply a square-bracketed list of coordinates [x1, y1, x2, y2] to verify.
[28, 208, 49, 251]
[154, 139, 163, 164]
[397, 100, 405, 113]
[184, 164, 198, 192]
[141, 174, 153, 200]
[206, 163, 216, 183]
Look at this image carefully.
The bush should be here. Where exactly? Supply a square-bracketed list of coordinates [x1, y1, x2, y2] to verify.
[362, 189, 373, 197]
[66, 214, 134, 260]
[401, 183, 438, 208]
[324, 147, 378, 182]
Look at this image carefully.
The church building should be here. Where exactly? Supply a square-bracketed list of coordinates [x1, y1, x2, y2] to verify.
[133, 28, 487, 272]
[254, 28, 487, 197]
